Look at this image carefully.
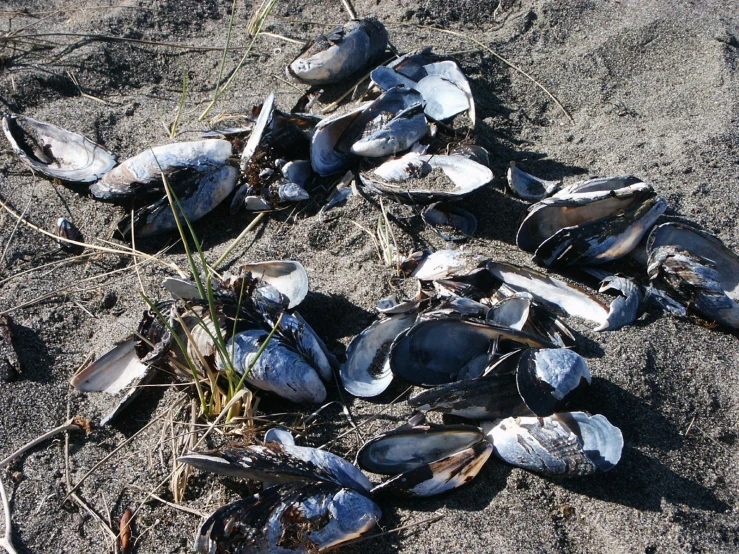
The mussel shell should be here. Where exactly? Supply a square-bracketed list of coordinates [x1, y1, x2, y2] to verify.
[597, 275, 644, 331]
[362, 152, 493, 203]
[517, 177, 666, 266]
[422, 202, 477, 241]
[115, 165, 238, 239]
[506, 163, 561, 201]
[56, 217, 84, 254]
[371, 440, 492, 497]
[2, 114, 117, 183]
[340, 313, 417, 398]
[287, 18, 388, 85]
[223, 329, 326, 404]
[485, 261, 610, 329]
[235, 260, 308, 309]
[310, 104, 366, 176]
[408, 350, 530, 420]
[194, 483, 381, 554]
[179, 442, 371, 494]
[389, 317, 553, 387]
[357, 424, 483, 475]
[515, 348, 591, 417]
[484, 412, 623, 476]
[240, 93, 274, 171]
[647, 222, 739, 328]
[91, 139, 232, 202]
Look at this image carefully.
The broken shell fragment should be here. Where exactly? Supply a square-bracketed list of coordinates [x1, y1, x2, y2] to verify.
[90, 139, 232, 202]
[483, 412, 623, 476]
[506, 163, 561, 201]
[596, 274, 644, 331]
[194, 483, 381, 554]
[2, 114, 117, 183]
[287, 18, 388, 85]
[647, 222, 739, 328]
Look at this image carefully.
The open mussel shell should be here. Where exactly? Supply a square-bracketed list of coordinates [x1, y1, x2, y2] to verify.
[336, 87, 426, 157]
[357, 423, 483, 475]
[361, 152, 493, 203]
[422, 202, 477, 241]
[194, 482, 381, 554]
[647, 222, 739, 328]
[90, 139, 232, 202]
[180, 442, 371, 494]
[409, 249, 483, 281]
[340, 313, 416, 398]
[408, 350, 531, 420]
[483, 412, 623, 476]
[517, 176, 667, 267]
[371, 440, 492, 497]
[235, 260, 308, 309]
[506, 163, 561, 201]
[310, 104, 366, 176]
[389, 317, 553, 387]
[3, 114, 117, 183]
[115, 165, 238, 239]
[485, 261, 611, 330]
[371, 55, 475, 124]
[287, 18, 388, 85]
[222, 330, 326, 404]
[515, 349, 591, 417]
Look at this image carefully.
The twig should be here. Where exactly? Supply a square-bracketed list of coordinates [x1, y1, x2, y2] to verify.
[213, 212, 266, 269]
[0, 418, 83, 469]
[408, 24, 575, 124]
[323, 514, 444, 551]
[0, 473, 17, 554]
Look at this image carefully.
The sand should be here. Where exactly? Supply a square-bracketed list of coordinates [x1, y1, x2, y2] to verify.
[0, 0, 737, 552]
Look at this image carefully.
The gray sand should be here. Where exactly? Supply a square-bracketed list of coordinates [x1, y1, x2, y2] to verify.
[1, 1, 737, 552]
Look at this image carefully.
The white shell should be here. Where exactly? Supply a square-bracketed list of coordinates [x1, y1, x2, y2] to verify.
[239, 260, 308, 309]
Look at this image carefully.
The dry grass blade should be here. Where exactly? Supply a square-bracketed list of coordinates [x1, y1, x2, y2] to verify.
[169, 64, 188, 138]
[340, 0, 358, 20]
[213, 212, 266, 269]
[0, 195, 185, 275]
[128, 486, 206, 517]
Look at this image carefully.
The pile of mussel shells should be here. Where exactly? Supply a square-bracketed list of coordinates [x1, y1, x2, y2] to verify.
[71, 260, 340, 424]
[3, 17, 491, 250]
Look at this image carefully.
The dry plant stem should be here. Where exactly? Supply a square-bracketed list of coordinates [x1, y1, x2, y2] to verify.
[0, 419, 82, 469]
[65, 414, 163, 499]
[409, 24, 574, 124]
[0, 195, 185, 275]
[128, 486, 206, 518]
[213, 212, 267, 269]
[0, 473, 17, 554]
[340, 0, 358, 20]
